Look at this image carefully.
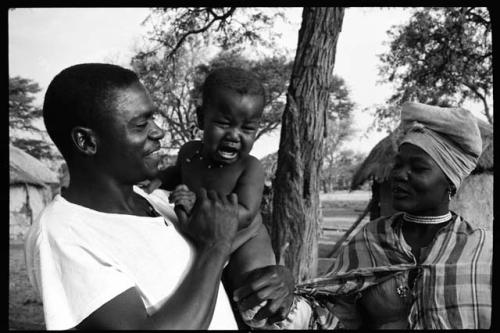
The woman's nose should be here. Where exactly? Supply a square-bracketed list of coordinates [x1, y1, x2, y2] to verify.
[391, 165, 409, 181]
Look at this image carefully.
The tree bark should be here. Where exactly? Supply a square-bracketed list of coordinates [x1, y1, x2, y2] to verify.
[270, 7, 345, 282]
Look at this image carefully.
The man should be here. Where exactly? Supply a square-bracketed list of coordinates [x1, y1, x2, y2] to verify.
[24, 63, 293, 330]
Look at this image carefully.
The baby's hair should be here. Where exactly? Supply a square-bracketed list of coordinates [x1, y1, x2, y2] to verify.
[202, 67, 265, 107]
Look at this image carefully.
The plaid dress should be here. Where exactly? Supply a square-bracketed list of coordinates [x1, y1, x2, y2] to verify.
[296, 212, 492, 329]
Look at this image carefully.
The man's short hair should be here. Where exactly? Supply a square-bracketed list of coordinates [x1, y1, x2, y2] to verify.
[43, 63, 140, 159]
[201, 67, 265, 108]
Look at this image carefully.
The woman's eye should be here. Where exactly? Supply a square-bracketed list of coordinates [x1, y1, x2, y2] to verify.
[412, 165, 428, 172]
[137, 123, 148, 128]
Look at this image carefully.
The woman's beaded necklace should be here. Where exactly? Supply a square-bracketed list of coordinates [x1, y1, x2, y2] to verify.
[403, 211, 452, 224]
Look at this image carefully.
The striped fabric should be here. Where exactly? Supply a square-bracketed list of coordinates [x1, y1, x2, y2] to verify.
[296, 212, 492, 329]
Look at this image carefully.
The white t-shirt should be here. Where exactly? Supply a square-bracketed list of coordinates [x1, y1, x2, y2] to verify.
[24, 187, 238, 330]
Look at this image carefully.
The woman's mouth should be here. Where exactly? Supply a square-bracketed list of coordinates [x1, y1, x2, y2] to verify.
[392, 185, 411, 198]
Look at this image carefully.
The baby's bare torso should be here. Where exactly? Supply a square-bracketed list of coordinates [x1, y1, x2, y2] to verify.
[179, 142, 248, 194]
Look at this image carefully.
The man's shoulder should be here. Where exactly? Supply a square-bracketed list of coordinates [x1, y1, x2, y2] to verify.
[30, 194, 101, 240]
[25, 195, 72, 249]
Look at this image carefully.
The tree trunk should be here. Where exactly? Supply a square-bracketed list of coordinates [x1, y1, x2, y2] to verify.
[270, 7, 345, 282]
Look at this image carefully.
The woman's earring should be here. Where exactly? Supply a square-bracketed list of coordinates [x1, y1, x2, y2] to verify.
[448, 189, 452, 201]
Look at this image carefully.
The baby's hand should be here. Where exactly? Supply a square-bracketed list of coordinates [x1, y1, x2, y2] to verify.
[169, 184, 196, 215]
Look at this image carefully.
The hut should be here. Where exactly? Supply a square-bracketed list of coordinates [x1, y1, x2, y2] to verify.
[9, 145, 60, 243]
[350, 118, 493, 230]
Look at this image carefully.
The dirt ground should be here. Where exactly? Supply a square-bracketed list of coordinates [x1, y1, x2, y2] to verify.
[9, 243, 45, 330]
[9, 191, 370, 330]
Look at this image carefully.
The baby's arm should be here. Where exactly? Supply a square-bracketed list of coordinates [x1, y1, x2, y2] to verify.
[168, 185, 196, 215]
[158, 141, 197, 191]
[158, 165, 181, 191]
[234, 156, 266, 230]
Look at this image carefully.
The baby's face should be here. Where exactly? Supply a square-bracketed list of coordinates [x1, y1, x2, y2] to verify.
[201, 88, 264, 165]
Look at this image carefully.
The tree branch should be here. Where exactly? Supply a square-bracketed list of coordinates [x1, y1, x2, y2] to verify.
[167, 7, 237, 59]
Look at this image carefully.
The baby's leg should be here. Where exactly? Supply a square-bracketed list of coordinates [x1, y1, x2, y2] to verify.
[230, 214, 276, 275]
[224, 215, 276, 327]
[230, 212, 264, 253]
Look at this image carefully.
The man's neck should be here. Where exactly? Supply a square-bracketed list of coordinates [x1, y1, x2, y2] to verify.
[62, 169, 140, 215]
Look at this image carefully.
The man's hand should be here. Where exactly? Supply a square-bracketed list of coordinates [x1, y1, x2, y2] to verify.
[233, 265, 295, 325]
[169, 185, 196, 215]
[176, 188, 239, 253]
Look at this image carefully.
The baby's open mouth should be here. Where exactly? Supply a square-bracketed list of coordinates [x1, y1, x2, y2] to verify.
[217, 145, 239, 160]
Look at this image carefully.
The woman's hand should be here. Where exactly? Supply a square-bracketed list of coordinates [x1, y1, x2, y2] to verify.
[233, 265, 295, 325]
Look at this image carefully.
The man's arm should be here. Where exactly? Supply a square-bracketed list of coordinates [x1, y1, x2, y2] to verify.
[76, 246, 229, 329]
[77, 189, 239, 330]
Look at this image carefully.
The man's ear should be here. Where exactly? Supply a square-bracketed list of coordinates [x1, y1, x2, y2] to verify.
[71, 127, 98, 155]
[195, 106, 204, 129]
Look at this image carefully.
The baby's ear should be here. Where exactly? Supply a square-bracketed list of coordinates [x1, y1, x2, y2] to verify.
[195, 106, 204, 128]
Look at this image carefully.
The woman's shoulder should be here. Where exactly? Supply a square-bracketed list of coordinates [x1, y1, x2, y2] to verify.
[452, 213, 492, 242]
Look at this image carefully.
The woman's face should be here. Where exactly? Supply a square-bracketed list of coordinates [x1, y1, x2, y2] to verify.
[390, 143, 450, 215]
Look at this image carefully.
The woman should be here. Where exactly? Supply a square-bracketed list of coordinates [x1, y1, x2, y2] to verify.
[241, 102, 492, 329]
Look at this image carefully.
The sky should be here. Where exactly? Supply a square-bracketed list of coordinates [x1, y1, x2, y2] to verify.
[8, 7, 490, 159]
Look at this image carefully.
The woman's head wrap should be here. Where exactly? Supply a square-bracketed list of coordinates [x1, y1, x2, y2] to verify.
[399, 102, 482, 191]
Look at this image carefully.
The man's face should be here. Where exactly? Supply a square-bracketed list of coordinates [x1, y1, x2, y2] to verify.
[200, 88, 263, 165]
[95, 82, 165, 184]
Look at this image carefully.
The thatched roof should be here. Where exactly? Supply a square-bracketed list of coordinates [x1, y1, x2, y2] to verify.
[10, 145, 59, 187]
[350, 117, 494, 190]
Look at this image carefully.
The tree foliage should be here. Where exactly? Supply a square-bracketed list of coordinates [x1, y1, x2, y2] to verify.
[132, 38, 205, 149]
[9, 76, 42, 131]
[9, 76, 59, 160]
[132, 8, 291, 150]
[141, 7, 285, 59]
[377, 7, 492, 128]
[321, 149, 366, 192]
[321, 76, 357, 192]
